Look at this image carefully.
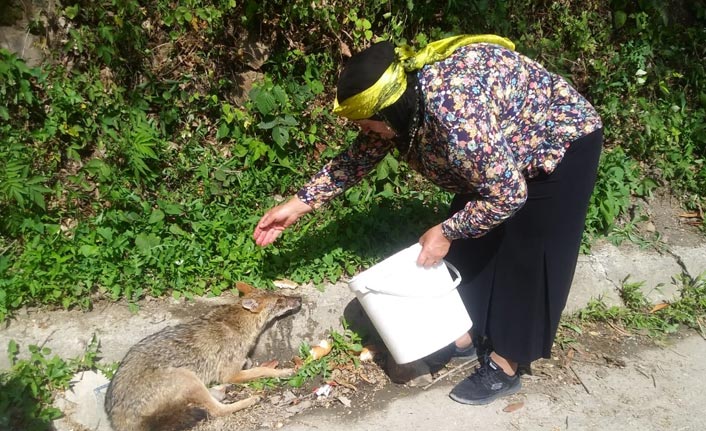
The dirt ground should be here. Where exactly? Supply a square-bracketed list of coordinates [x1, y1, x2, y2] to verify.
[190, 354, 391, 431]
[187, 320, 698, 431]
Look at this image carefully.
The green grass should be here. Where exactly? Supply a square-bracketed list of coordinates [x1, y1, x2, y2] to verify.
[576, 273, 706, 337]
[0, 0, 704, 319]
[0, 336, 115, 431]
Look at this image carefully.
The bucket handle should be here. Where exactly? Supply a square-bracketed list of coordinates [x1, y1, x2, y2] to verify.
[358, 261, 462, 298]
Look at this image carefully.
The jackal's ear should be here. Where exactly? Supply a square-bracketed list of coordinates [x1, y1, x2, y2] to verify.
[241, 298, 261, 313]
[235, 281, 256, 296]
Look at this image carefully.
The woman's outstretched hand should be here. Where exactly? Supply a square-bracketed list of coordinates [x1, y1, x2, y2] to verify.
[253, 196, 312, 247]
[417, 223, 452, 268]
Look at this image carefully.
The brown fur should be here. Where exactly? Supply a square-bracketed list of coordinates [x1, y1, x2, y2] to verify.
[104, 283, 302, 431]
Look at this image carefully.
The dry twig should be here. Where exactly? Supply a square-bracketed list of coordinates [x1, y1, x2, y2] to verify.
[634, 366, 657, 388]
[607, 321, 632, 336]
[696, 317, 706, 340]
[569, 365, 591, 395]
[422, 358, 478, 390]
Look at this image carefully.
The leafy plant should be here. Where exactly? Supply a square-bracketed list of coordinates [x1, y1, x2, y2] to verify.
[0, 50, 53, 234]
[0, 0, 705, 321]
[0, 336, 111, 431]
[578, 274, 706, 337]
[287, 321, 363, 388]
[582, 147, 658, 251]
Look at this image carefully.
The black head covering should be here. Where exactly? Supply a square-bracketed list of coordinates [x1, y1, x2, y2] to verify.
[336, 41, 395, 102]
[336, 41, 419, 141]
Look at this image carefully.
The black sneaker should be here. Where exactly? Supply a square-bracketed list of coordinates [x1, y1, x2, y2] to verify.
[449, 356, 521, 405]
[423, 342, 477, 374]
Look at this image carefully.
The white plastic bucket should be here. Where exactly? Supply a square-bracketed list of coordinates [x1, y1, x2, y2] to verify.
[348, 243, 473, 364]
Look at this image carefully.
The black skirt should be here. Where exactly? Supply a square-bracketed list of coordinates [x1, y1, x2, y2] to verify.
[445, 129, 603, 364]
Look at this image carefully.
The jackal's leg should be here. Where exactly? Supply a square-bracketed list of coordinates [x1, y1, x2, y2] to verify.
[225, 366, 296, 383]
[172, 368, 261, 416]
[209, 383, 229, 401]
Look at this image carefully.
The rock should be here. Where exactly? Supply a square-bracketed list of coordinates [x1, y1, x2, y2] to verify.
[54, 370, 112, 431]
[0, 25, 45, 66]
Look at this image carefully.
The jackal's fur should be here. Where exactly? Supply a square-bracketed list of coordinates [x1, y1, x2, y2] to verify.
[104, 283, 302, 431]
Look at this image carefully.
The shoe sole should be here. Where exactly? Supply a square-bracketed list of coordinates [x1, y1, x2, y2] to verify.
[448, 381, 521, 405]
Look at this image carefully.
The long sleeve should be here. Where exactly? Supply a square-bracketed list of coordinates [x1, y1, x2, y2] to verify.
[408, 43, 578, 240]
[440, 111, 528, 239]
[296, 134, 394, 209]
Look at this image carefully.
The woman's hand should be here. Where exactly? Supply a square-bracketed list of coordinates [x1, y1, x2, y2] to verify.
[417, 223, 452, 268]
[253, 196, 312, 247]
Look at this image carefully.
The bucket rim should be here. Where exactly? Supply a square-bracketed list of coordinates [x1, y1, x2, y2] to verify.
[349, 261, 462, 298]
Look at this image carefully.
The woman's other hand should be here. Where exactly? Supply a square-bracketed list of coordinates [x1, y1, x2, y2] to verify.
[417, 223, 452, 268]
[253, 197, 312, 246]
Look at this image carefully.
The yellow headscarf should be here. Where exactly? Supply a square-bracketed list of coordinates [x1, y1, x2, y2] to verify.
[333, 34, 515, 120]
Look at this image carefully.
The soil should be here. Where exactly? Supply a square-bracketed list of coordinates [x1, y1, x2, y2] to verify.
[190, 320, 680, 431]
[192, 356, 391, 431]
[638, 189, 705, 247]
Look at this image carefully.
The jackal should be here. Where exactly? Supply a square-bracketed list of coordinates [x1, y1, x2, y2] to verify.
[104, 283, 302, 431]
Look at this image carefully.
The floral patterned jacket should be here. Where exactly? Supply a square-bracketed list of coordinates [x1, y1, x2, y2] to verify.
[296, 43, 602, 240]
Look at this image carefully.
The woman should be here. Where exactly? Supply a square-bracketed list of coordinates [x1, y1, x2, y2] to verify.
[253, 34, 603, 405]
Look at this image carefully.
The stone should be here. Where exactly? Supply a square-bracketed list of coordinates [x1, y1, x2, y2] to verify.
[55, 371, 112, 431]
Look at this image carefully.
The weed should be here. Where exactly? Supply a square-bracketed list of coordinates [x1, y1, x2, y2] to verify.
[578, 274, 706, 337]
[1, 4, 704, 430]
[0, 335, 113, 431]
[287, 320, 364, 388]
[0, 1, 704, 320]
[556, 321, 583, 350]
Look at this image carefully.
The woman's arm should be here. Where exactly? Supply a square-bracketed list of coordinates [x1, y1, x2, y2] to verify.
[296, 133, 394, 209]
[254, 133, 393, 246]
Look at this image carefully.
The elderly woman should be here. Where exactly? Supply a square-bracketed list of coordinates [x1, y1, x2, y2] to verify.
[253, 34, 602, 405]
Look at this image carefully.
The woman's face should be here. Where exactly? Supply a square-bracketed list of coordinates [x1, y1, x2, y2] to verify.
[354, 119, 397, 140]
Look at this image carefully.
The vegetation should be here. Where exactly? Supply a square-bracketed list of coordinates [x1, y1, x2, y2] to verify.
[1, 0, 705, 413]
[555, 273, 706, 349]
[0, 336, 114, 430]
[0, 326, 362, 429]
[579, 274, 706, 336]
[1, 1, 704, 318]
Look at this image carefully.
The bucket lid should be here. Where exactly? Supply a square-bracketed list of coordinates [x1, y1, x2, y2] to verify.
[349, 243, 461, 297]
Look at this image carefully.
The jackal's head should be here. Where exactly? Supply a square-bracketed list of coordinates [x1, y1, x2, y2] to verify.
[236, 281, 302, 320]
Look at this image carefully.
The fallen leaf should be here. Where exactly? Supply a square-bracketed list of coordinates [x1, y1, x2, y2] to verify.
[562, 347, 576, 368]
[309, 340, 332, 359]
[358, 373, 374, 385]
[603, 355, 626, 367]
[503, 401, 524, 413]
[261, 360, 279, 368]
[337, 395, 352, 407]
[334, 379, 358, 391]
[273, 279, 298, 289]
[650, 303, 669, 313]
[235, 281, 256, 294]
[340, 41, 352, 57]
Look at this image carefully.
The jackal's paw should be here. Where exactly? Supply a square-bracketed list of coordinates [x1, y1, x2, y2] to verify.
[209, 384, 229, 401]
[242, 395, 262, 407]
[275, 368, 296, 378]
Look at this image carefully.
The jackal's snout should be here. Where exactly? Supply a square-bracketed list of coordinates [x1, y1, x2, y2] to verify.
[274, 295, 302, 317]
